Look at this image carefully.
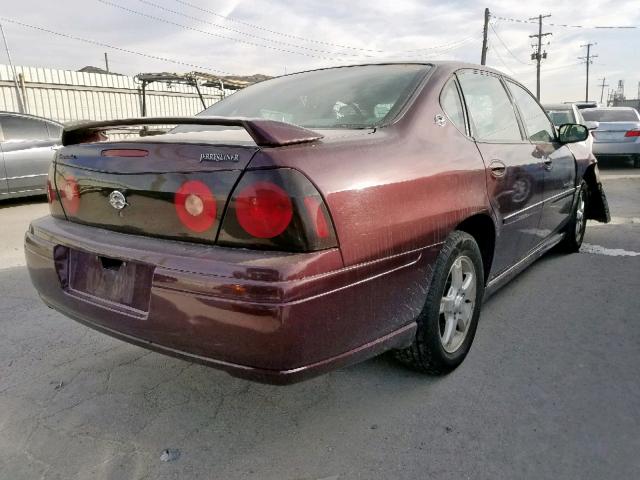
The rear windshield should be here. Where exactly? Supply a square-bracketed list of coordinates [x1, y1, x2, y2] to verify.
[546, 109, 575, 126]
[181, 64, 430, 130]
[582, 109, 639, 122]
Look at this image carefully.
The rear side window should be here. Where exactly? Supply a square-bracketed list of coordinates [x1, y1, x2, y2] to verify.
[0, 116, 49, 141]
[582, 109, 640, 122]
[508, 82, 556, 142]
[457, 71, 522, 142]
[440, 80, 466, 133]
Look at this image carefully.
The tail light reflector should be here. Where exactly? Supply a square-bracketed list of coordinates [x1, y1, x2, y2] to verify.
[174, 180, 217, 232]
[624, 130, 640, 137]
[60, 177, 80, 215]
[46, 179, 57, 204]
[218, 168, 337, 252]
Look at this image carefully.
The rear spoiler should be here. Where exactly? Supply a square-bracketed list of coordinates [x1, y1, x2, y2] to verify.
[61, 117, 324, 148]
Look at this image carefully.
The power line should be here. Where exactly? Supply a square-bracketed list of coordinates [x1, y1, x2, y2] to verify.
[0, 16, 232, 74]
[492, 15, 638, 29]
[529, 14, 552, 100]
[174, 0, 385, 53]
[173, 0, 480, 56]
[135, 0, 365, 57]
[489, 22, 532, 65]
[97, 0, 338, 60]
[488, 38, 516, 75]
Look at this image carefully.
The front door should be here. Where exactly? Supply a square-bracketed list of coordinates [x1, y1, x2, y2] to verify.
[457, 70, 545, 277]
[505, 81, 576, 238]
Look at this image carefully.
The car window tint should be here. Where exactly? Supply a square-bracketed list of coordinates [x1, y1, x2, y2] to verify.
[508, 82, 556, 142]
[440, 81, 466, 132]
[581, 109, 640, 122]
[546, 110, 575, 127]
[0, 116, 49, 141]
[457, 71, 522, 142]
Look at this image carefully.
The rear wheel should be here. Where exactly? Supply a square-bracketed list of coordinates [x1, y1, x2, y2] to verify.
[394, 231, 484, 375]
[558, 180, 588, 253]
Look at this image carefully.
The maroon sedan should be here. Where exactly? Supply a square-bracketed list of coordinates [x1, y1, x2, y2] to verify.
[25, 62, 610, 384]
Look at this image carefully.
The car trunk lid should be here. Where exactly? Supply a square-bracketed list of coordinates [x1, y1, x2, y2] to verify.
[592, 121, 640, 143]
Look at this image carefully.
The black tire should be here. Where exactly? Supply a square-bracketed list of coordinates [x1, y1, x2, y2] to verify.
[558, 180, 588, 253]
[394, 231, 485, 375]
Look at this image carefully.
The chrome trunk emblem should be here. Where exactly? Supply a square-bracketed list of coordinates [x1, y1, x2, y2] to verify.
[108, 191, 128, 210]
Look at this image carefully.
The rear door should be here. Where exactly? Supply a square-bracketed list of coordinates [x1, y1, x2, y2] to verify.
[506, 81, 576, 239]
[0, 115, 56, 194]
[457, 70, 545, 276]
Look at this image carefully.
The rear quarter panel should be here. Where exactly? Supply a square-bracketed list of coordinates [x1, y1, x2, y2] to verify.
[249, 66, 491, 267]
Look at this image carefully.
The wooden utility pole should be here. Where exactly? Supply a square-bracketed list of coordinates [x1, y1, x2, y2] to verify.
[579, 43, 598, 101]
[481, 8, 490, 65]
[529, 14, 552, 101]
[597, 77, 609, 104]
[104, 52, 110, 73]
[0, 21, 25, 113]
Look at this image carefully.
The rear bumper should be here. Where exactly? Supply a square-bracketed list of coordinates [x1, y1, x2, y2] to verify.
[592, 141, 640, 157]
[25, 216, 436, 384]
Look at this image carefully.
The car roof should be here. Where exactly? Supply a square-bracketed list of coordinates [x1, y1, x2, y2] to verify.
[280, 61, 508, 81]
[582, 106, 636, 111]
[0, 111, 63, 125]
[543, 103, 575, 110]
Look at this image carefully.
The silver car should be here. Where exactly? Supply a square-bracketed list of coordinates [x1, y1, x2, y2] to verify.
[544, 102, 597, 153]
[581, 107, 640, 168]
[0, 112, 62, 200]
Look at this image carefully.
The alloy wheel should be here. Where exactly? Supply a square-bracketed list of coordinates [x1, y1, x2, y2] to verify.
[439, 256, 477, 354]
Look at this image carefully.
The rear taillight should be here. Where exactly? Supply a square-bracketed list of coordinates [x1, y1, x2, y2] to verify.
[59, 176, 80, 215]
[218, 169, 337, 252]
[174, 180, 217, 233]
[624, 130, 640, 137]
[46, 179, 57, 204]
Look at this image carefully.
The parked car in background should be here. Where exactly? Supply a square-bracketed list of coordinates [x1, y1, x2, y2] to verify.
[26, 62, 610, 384]
[581, 107, 640, 168]
[0, 112, 63, 200]
[569, 101, 599, 110]
[544, 103, 597, 154]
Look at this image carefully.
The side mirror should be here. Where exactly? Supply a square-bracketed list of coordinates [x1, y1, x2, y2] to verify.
[583, 121, 599, 131]
[558, 123, 589, 143]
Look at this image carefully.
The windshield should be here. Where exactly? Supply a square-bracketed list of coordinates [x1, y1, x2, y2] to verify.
[182, 64, 430, 130]
[582, 109, 639, 122]
[546, 109, 576, 126]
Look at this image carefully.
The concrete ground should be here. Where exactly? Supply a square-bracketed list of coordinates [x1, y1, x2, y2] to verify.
[1, 166, 639, 480]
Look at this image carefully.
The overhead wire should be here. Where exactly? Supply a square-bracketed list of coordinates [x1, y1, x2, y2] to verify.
[0, 16, 231, 74]
[135, 0, 367, 57]
[489, 22, 532, 65]
[492, 15, 638, 29]
[96, 0, 339, 60]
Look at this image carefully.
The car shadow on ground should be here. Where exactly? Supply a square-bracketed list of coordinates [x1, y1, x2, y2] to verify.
[0, 194, 47, 210]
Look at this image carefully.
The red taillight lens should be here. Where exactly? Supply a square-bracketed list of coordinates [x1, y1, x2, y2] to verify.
[235, 181, 293, 239]
[60, 177, 80, 215]
[303, 196, 330, 239]
[102, 149, 149, 157]
[46, 179, 57, 204]
[218, 169, 337, 252]
[624, 130, 640, 137]
[174, 180, 217, 232]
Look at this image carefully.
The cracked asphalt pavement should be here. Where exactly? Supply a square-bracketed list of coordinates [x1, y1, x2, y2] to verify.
[1, 165, 639, 479]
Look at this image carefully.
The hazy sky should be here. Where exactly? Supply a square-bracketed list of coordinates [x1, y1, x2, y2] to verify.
[1, 0, 639, 103]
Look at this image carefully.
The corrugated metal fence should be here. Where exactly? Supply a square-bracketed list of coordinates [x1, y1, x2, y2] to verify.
[0, 64, 227, 123]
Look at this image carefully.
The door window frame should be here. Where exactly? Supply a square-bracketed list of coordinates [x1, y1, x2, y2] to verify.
[439, 76, 472, 137]
[504, 79, 559, 144]
[454, 69, 527, 145]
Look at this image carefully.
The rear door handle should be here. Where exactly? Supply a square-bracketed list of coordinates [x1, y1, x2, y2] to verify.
[489, 160, 506, 178]
[543, 158, 553, 170]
